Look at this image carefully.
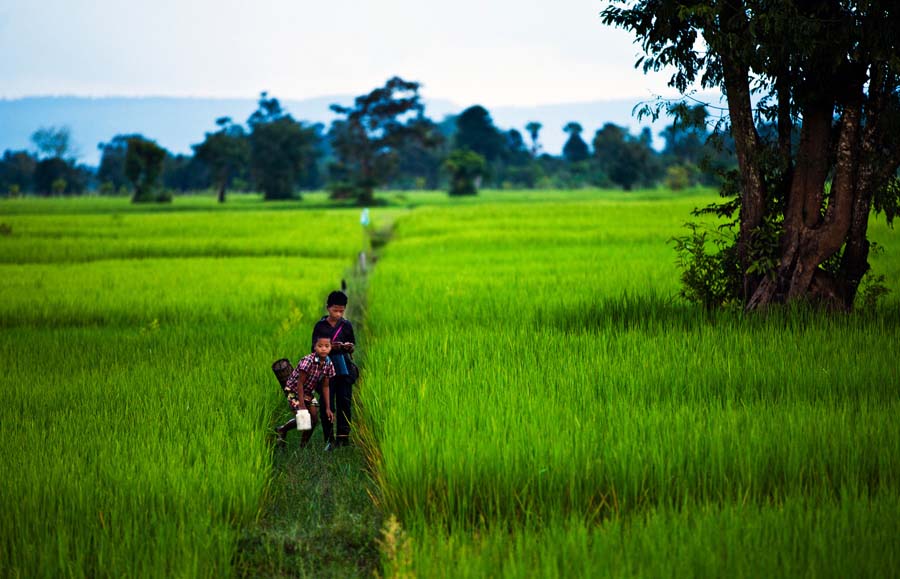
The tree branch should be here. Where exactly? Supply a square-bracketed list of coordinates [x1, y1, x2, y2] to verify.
[819, 98, 863, 260]
[785, 103, 833, 231]
[717, 1, 765, 299]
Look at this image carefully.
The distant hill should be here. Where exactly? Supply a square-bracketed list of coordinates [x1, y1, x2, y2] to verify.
[0, 95, 679, 166]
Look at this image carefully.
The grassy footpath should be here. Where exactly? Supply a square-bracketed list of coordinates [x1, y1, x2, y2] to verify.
[235, 271, 383, 579]
[234, 445, 381, 578]
[0, 197, 368, 577]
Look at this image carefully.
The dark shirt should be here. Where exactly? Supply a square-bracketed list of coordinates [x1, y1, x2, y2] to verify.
[311, 316, 355, 376]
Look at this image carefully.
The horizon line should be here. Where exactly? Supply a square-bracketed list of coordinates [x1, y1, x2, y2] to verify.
[0, 91, 696, 110]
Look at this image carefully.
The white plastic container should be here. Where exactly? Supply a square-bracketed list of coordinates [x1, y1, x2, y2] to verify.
[295, 409, 312, 431]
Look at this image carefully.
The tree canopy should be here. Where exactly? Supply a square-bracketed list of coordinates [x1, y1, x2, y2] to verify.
[193, 117, 250, 203]
[247, 93, 320, 201]
[125, 137, 168, 203]
[562, 122, 590, 162]
[592, 123, 660, 190]
[454, 106, 506, 162]
[525, 122, 543, 157]
[603, 0, 900, 310]
[329, 77, 438, 205]
[444, 149, 487, 196]
[31, 126, 74, 160]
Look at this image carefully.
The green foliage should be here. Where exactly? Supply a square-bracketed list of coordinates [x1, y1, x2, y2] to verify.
[443, 149, 486, 196]
[857, 242, 892, 309]
[665, 164, 691, 190]
[592, 123, 661, 190]
[247, 93, 320, 201]
[859, 273, 892, 310]
[161, 153, 210, 193]
[0, 200, 368, 576]
[193, 117, 250, 202]
[98, 134, 143, 190]
[648, 97, 784, 305]
[671, 222, 741, 308]
[34, 157, 87, 196]
[388, 118, 448, 191]
[562, 122, 590, 162]
[51, 177, 67, 195]
[30, 125, 73, 159]
[98, 181, 115, 196]
[361, 194, 900, 574]
[453, 105, 506, 163]
[329, 77, 439, 205]
[125, 137, 168, 203]
[525, 121, 542, 157]
[602, 0, 900, 309]
[0, 150, 37, 194]
[874, 174, 900, 228]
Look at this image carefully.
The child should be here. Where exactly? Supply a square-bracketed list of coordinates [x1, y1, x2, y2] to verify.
[275, 333, 336, 447]
[312, 290, 357, 450]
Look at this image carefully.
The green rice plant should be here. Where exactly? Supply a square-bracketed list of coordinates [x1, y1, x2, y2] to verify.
[0, 208, 366, 264]
[404, 494, 900, 578]
[359, 195, 900, 575]
[0, 200, 367, 577]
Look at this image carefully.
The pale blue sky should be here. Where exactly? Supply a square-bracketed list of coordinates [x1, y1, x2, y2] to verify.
[0, 0, 682, 107]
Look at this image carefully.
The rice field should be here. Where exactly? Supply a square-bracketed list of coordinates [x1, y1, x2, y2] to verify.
[2, 190, 899, 577]
[0, 198, 367, 577]
[359, 194, 900, 576]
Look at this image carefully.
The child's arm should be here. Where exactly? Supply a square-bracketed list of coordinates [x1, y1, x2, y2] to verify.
[321, 376, 334, 422]
[341, 323, 356, 353]
[286, 370, 309, 411]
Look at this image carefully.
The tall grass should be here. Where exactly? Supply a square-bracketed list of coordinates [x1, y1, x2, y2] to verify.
[0, 200, 367, 577]
[0, 208, 365, 263]
[360, 196, 900, 575]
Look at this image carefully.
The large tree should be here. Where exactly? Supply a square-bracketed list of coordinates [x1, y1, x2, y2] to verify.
[592, 123, 660, 190]
[329, 77, 439, 205]
[98, 134, 145, 191]
[193, 117, 250, 203]
[603, 0, 900, 310]
[562, 122, 590, 162]
[525, 122, 543, 157]
[454, 105, 506, 163]
[248, 93, 320, 201]
[444, 149, 487, 196]
[392, 118, 447, 190]
[0, 150, 37, 194]
[125, 137, 168, 203]
[31, 126, 75, 160]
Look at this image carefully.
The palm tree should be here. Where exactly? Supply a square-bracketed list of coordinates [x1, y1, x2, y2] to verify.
[525, 121, 542, 157]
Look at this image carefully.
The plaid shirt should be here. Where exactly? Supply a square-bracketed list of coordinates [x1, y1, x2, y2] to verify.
[285, 353, 335, 406]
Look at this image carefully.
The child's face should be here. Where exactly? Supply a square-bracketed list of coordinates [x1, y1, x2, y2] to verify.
[314, 338, 332, 358]
[327, 304, 345, 321]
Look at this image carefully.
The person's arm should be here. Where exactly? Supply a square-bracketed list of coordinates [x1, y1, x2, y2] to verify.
[288, 370, 309, 411]
[321, 376, 334, 422]
[339, 321, 356, 353]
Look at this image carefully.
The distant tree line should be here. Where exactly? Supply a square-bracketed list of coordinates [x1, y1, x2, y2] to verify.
[0, 77, 737, 203]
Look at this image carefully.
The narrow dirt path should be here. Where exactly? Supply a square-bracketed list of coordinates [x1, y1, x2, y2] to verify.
[234, 217, 396, 578]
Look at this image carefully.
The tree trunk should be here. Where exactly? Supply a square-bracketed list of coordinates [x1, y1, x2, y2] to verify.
[717, 1, 766, 302]
[748, 93, 864, 310]
[217, 181, 227, 203]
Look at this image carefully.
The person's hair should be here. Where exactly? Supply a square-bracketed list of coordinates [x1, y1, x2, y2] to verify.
[313, 333, 332, 343]
[327, 290, 348, 307]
